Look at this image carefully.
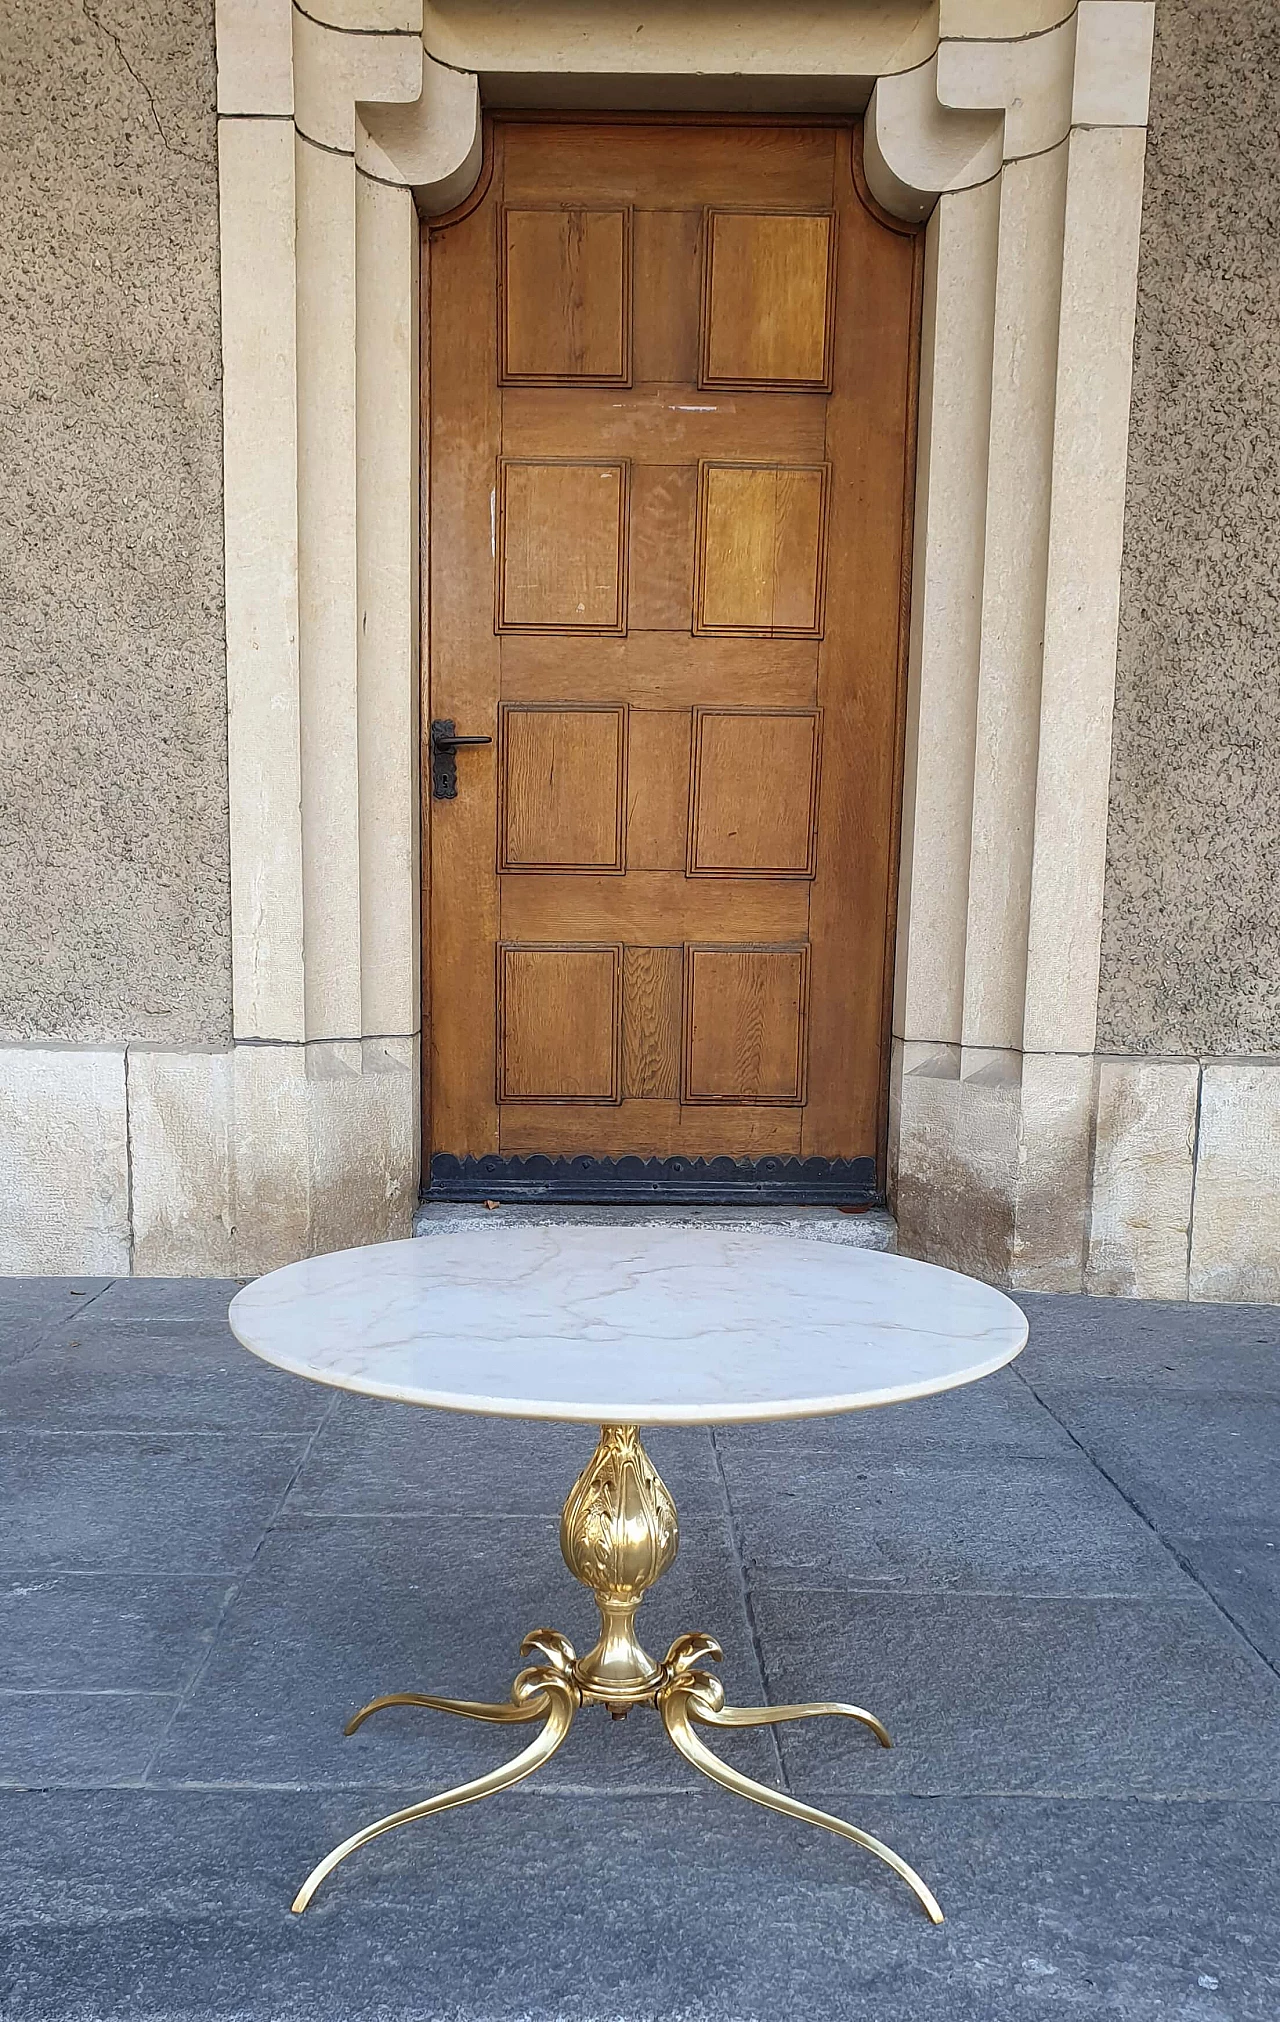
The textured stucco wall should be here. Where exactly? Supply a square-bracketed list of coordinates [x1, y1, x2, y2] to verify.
[0, 0, 230, 1044]
[1099, 0, 1280, 1056]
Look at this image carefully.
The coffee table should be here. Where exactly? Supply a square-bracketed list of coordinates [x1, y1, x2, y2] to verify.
[229, 1227, 1027, 1923]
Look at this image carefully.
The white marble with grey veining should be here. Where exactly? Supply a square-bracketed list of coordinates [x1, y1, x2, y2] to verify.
[229, 1229, 1027, 1425]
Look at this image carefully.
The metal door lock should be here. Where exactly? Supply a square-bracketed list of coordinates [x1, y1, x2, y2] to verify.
[430, 719, 492, 800]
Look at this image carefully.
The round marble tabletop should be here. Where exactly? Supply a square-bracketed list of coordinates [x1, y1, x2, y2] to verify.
[229, 1228, 1027, 1426]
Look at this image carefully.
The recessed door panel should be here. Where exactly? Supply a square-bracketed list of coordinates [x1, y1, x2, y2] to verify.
[497, 944, 622, 1102]
[683, 944, 811, 1104]
[500, 704, 627, 872]
[689, 709, 821, 878]
[694, 463, 830, 637]
[500, 206, 632, 385]
[701, 211, 836, 390]
[497, 460, 630, 632]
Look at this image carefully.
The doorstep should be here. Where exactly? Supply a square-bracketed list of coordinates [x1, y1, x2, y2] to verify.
[412, 1201, 897, 1250]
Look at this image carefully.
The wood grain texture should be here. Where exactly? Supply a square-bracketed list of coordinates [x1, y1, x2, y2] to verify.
[694, 463, 830, 636]
[633, 209, 700, 383]
[500, 1099, 802, 1157]
[427, 183, 502, 1154]
[626, 710, 690, 870]
[500, 205, 631, 385]
[622, 945, 683, 1098]
[683, 944, 811, 1104]
[701, 211, 836, 390]
[689, 708, 821, 877]
[801, 148, 919, 1158]
[501, 870, 808, 946]
[426, 118, 920, 1184]
[497, 459, 630, 632]
[500, 704, 627, 871]
[628, 464, 696, 631]
[500, 634, 820, 709]
[500, 385, 826, 464]
[498, 944, 622, 1102]
[501, 121, 835, 209]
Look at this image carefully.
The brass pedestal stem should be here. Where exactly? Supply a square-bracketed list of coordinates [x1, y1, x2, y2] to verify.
[291, 1423, 944, 1925]
[560, 1421, 677, 1704]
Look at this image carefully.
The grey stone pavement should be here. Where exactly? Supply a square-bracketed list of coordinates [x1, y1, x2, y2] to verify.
[1, 1277, 1279, 2021]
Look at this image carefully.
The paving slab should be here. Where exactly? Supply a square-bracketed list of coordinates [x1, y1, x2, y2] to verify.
[0, 1318, 331, 1433]
[753, 1588, 1280, 1798]
[288, 1395, 721, 1516]
[1027, 1387, 1280, 1537]
[0, 1431, 309, 1574]
[0, 1574, 233, 1691]
[720, 1439, 1191, 1596]
[150, 1512, 775, 1794]
[0, 1280, 113, 1366]
[1167, 1539, 1280, 1671]
[0, 1691, 176, 1786]
[1019, 1293, 1280, 1394]
[83, 1279, 248, 1324]
[1, 1789, 1277, 2022]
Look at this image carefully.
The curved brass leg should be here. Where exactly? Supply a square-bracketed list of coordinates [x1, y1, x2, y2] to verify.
[659, 1680, 943, 1925]
[345, 1691, 543, 1735]
[292, 1670, 579, 1914]
[695, 1700, 892, 1749]
[344, 1630, 579, 1734]
[660, 1631, 890, 1748]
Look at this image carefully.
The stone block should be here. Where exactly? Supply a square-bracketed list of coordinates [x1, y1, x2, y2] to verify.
[1023, 127, 1147, 1058]
[230, 1038, 419, 1276]
[1072, 2, 1156, 128]
[893, 1044, 1018, 1280]
[229, 1043, 314, 1276]
[0, 1049, 128, 1275]
[1011, 1050, 1093, 1291]
[1190, 1064, 1280, 1303]
[215, 0, 294, 115]
[305, 1036, 420, 1257]
[128, 1049, 234, 1277]
[1087, 1059, 1197, 1297]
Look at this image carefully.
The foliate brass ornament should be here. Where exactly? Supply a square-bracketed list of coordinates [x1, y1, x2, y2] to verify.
[290, 1424, 944, 1925]
[560, 1422, 678, 1701]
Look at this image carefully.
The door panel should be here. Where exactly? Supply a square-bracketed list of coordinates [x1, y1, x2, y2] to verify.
[701, 210, 836, 390]
[496, 459, 630, 632]
[688, 709, 821, 878]
[499, 206, 632, 385]
[499, 704, 628, 873]
[426, 117, 920, 1201]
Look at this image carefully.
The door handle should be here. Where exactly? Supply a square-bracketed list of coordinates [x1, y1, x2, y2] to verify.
[430, 719, 492, 800]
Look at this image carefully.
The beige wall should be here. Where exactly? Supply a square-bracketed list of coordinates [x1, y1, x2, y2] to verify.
[1100, 0, 1280, 1057]
[0, 0, 230, 1047]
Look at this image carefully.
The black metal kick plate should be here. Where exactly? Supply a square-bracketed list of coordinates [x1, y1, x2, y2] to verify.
[426, 1153, 879, 1206]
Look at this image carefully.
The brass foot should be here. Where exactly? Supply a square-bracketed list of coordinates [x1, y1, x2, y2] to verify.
[659, 1636, 943, 1925]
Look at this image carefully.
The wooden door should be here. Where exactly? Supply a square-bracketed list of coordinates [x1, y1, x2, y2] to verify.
[424, 117, 921, 1203]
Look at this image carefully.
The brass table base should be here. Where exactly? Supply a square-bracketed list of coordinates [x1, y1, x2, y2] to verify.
[292, 1424, 944, 1924]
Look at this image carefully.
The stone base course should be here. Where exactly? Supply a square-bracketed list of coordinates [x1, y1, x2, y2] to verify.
[0, 1042, 418, 1280]
[1, 1040, 1277, 1299]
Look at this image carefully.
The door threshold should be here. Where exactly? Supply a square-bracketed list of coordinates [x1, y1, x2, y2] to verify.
[413, 1200, 897, 1252]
